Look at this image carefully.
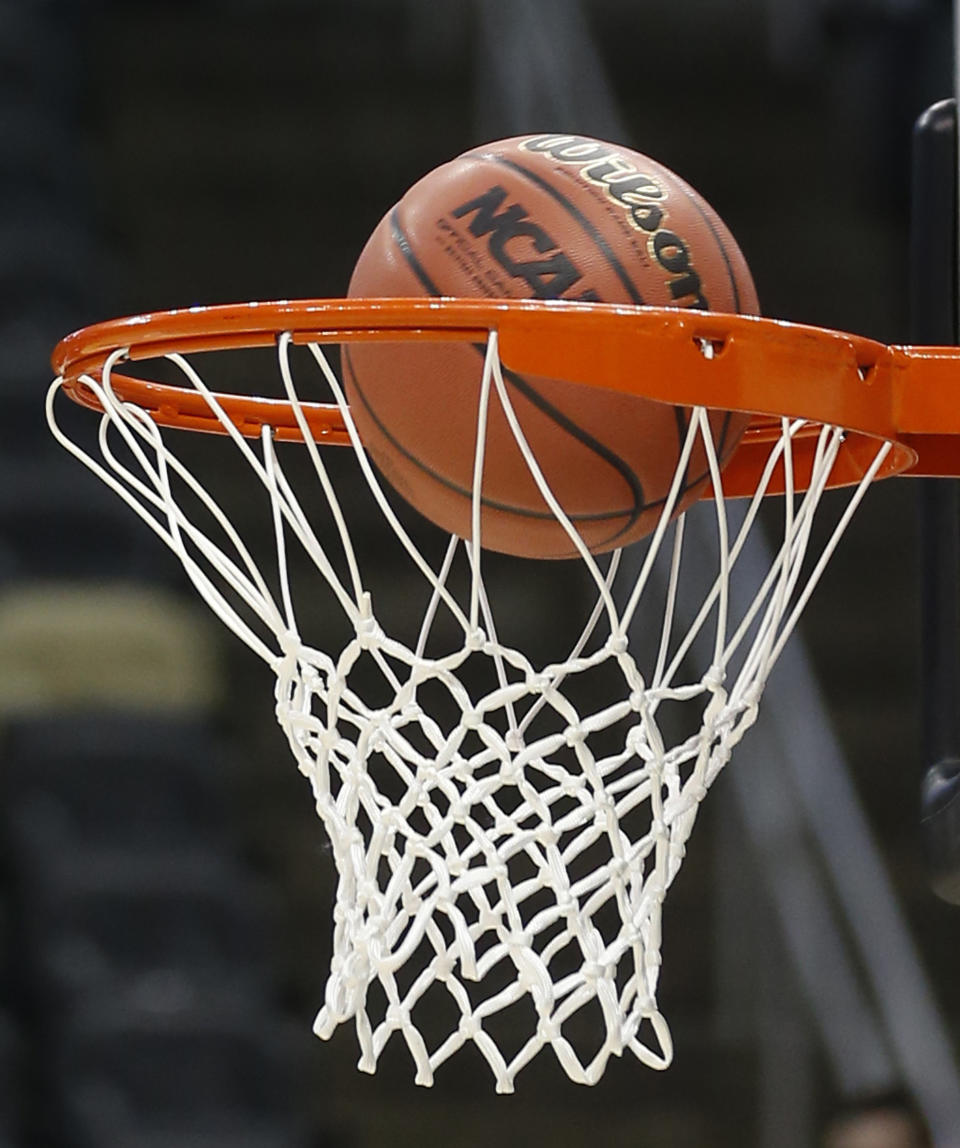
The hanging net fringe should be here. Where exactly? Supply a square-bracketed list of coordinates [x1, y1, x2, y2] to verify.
[47, 330, 892, 1092]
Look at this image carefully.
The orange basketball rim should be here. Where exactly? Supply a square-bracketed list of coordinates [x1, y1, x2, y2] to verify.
[51, 297, 960, 497]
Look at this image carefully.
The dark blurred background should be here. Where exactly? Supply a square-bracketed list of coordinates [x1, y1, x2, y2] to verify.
[3, 0, 960, 1145]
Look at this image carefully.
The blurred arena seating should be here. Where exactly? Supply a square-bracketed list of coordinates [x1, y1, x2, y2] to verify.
[0, 4, 319, 1141]
[0, 714, 314, 1148]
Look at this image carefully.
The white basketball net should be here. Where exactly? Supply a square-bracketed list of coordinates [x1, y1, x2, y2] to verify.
[47, 328, 892, 1092]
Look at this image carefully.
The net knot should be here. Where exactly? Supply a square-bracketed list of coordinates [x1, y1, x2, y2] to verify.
[356, 617, 382, 650]
[433, 952, 456, 978]
[564, 724, 585, 748]
[625, 726, 650, 757]
[560, 774, 582, 798]
[582, 960, 608, 983]
[499, 759, 522, 785]
[596, 796, 617, 827]
[343, 763, 367, 791]
[459, 1014, 482, 1040]
[356, 923, 384, 966]
[461, 708, 483, 730]
[339, 949, 371, 990]
[358, 878, 379, 906]
[466, 627, 487, 651]
[644, 880, 667, 906]
[367, 724, 388, 754]
[508, 930, 532, 952]
[385, 1004, 408, 1030]
[703, 663, 725, 691]
[478, 906, 502, 933]
[537, 1016, 561, 1043]
[417, 762, 440, 789]
[278, 629, 302, 660]
[355, 593, 382, 650]
[555, 888, 575, 912]
[380, 807, 404, 834]
[505, 729, 525, 752]
[401, 888, 423, 915]
[318, 726, 340, 753]
[342, 830, 369, 872]
[606, 634, 629, 655]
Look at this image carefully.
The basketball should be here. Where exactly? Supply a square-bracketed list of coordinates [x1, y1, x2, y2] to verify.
[345, 134, 759, 559]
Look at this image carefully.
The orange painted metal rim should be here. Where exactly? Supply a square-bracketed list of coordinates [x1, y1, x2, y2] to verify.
[51, 297, 960, 497]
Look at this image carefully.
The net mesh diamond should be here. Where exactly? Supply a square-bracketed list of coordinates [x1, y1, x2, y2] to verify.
[48, 328, 891, 1091]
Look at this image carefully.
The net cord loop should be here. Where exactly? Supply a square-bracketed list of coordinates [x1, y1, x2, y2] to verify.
[726, 421, 839, 704]
[47, 360, 282, 662]
[653, 416, 813, 703]
[262, 426, 298, 638]
[767, 435, 893, 668]
[652, 515, 685, 690]
[168, 347, 365, 630]
[615, 410, 709, 639]
[700, 408, 732, 671]
[415, 535, 460, 660]
[486, 339, 621, 636]
[516, 549, 622, 742]
[275, 332, 365, 610]
[305, 340, 475, 638]
[100, 348, 344, 659]
[465, 541, 523, 742]
[468, 333, 499, 629]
